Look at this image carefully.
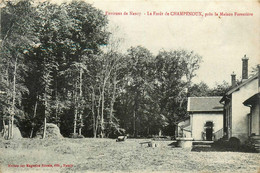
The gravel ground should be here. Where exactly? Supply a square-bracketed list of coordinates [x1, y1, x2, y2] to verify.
[0, 138, 259, 173]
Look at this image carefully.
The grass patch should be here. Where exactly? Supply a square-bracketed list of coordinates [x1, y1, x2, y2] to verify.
[0, 138, 259, 172]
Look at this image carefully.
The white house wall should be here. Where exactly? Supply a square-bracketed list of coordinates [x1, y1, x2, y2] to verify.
[251, 102, 260, 135]
[191, 113, 223, 140]
[231, 78, 258, 143]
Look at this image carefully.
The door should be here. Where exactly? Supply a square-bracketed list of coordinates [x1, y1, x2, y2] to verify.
[205, 121, 213, 141]
[206, 127, 213, 141]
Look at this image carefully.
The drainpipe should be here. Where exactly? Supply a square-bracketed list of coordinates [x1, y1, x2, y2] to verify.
[257, 64, 260, 135]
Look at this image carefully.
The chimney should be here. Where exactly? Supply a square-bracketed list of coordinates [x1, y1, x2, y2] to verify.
[231, 72, 236, 87]
[242, 55, 249, 81]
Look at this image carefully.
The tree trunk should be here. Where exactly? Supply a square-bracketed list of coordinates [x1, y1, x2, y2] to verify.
[30, 98, 38, 138]
[10, 115, 14, 139]
[100, 74, 110, 138]
[100, 84, 105, 138]
[78, 67, 83, 136]
[74, 108, 77, 135]
[43, 116, 46, 139]
[55, 81, 59, 126]
[133, 110, 136, 137]
[96, 87, 102, 137]
[8, 119, 11, 140]
[42, 91, 47, 139]
[10, 56, 18, 139]
[109, 75, 117, 126]
[5, 65, 11, 140]
[159, 129, 162, 136]
[91, 88, 97, 138]
[30, 127, 34, 139]
[73, 83, 78, 135]
[2, 120, 5, 138]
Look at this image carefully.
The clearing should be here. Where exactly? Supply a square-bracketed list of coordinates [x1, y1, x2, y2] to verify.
[0, 138, 259, 173]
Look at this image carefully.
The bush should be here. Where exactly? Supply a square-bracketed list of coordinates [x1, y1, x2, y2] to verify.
[228, 137, 241, 149]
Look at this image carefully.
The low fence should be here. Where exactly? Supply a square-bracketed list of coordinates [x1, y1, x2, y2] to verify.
[214, 128, 224, 141]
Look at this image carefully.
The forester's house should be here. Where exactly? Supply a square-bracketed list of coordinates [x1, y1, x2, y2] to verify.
[187, 97, 223, 141]
[243, 92, 260, 136]
[220, 55, 259, 144]
[243, 91, 260, 152]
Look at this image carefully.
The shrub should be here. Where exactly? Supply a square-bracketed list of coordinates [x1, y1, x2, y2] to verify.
[228, 137, 241, 150]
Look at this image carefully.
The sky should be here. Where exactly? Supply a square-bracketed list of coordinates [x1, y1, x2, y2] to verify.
[50, 0, 260, 87]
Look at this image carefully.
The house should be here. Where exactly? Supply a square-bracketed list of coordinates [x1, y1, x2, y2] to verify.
[243, 90, 260, 152]
[187, 96, 224, 141]
[243, 92, 260, 136]
[243, 65, 260, 144]
[220, 55, 259, 143]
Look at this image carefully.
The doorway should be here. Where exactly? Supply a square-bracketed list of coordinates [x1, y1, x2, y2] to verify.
[205, 121, 213, 141]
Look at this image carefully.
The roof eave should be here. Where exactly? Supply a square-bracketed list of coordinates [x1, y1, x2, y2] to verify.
[243, 93, 260, 106]
[219, 95, 226, 103]
[226, 74, 258, 95]
[188, 110, 223, 113]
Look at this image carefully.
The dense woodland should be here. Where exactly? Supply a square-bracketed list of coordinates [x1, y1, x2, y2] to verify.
[0, 0, 230, 139]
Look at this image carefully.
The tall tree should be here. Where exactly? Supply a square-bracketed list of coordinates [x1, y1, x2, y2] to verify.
[188, 82, 210, 97]
[1, 0, 36, 139]
[208, 81, 230, 96]
[63, 1, 109, 136]
[152, 50, 202, 135]
[21, 1, 109, 138]
[120, 46, 154, 136]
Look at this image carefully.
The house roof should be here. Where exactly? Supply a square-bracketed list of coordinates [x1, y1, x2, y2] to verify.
[227, 74, 258, 95]
[220, 74, 258, 103]
[187, 97, 223, 112]
[243, 92, 260, 106]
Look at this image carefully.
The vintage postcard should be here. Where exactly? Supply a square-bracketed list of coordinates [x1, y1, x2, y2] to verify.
[0, 0, 259, 172]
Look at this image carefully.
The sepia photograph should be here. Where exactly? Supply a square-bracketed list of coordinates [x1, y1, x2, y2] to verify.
[0, 0, 259, 172]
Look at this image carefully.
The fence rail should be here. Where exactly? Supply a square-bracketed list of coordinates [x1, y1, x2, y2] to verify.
[214, 128, 223, 141]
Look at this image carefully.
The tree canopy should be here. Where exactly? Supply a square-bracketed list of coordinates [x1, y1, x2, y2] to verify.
[0, 0, 224, 139]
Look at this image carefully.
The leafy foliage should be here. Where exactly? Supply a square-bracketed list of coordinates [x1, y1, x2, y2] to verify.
[1, 0, 206, 139]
